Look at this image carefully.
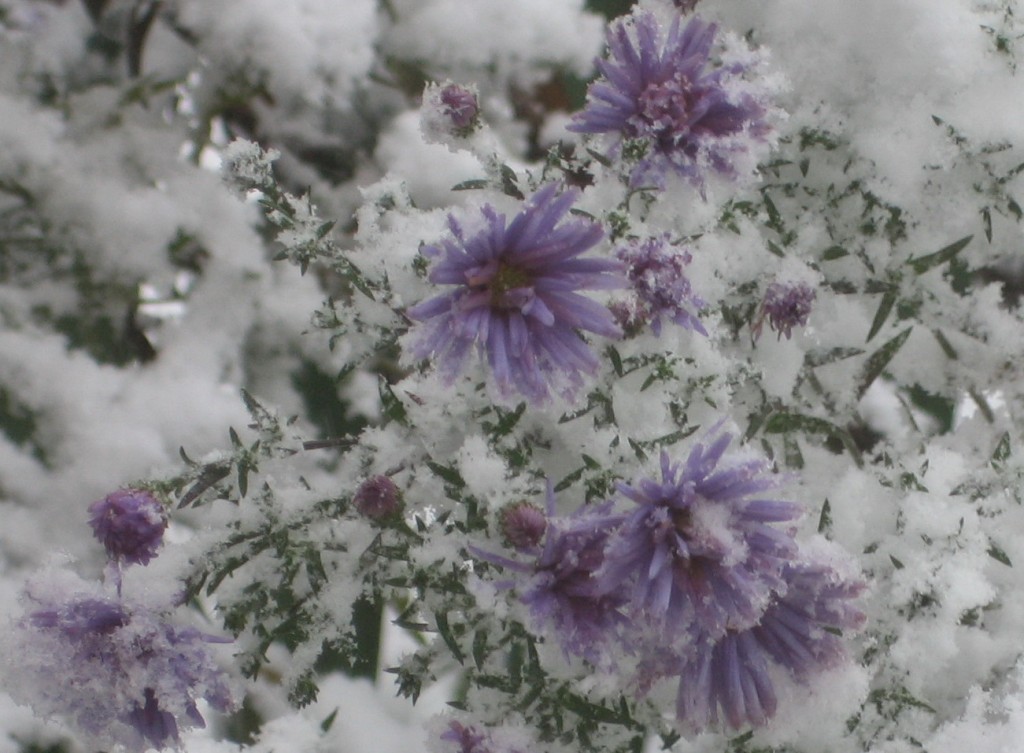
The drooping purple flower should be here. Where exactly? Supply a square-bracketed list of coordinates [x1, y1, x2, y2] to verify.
[498, 501, 548, 550]
[569, 10, 772, 189]
[674, 555, 866, 731]
[597, 429, 803, 646]
[406, 183, 624, 404]
[753, 281, 816, 341]
[470, 484, 627, 662]
[88, 488, 167, 566]
[353, 475, 403, 522]
[614, 235, 706, 336]
[5, 577, 235, 753]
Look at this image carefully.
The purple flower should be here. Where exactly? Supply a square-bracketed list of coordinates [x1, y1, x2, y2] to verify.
[407, 183, 624, 404]
[470, 484, 627, 662]
[569, 11, 772, 189]
[597, 430, 803, 645]
[439, 84, 480, 132]
[498, 501, 548, 550]
[88, 489, 167, 566]
[354, 475, 403, 521]
[753, 281, 816, 341]
[441, 720, 490, 753]
[674, 557, 866, 731]
[614, 235, 706, 336]
[6, 577, 235, 753]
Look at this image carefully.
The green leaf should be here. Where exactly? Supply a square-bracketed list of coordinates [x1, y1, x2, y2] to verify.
[890, 555, 904, 570]
[434, 611, 465, 664]
[821, 245, 849, 261]
[585, 148, 612, 167]
[804, 346, 864, 367]
[932, 329, 958, 360]
[988, 541, 1013, 567]
[426, 461, 465, 489]
[991, 431, 1011, 469]
[378, 376, 408, 426]
[982, 207, 993, 243]
[764, 412, 864, 467]
[499, 164, 524, 199]
[818, 498, 833, 535]
[452, 179, 488, 191]
[320, 708, 339, 732]
[866, 288, 898, 342]
[906, 235, 973, 275]
[857, 327, 912, 398]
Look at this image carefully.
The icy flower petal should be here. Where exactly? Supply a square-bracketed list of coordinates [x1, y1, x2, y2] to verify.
[407, 183, 625, 404]
[613, 235, 706, 336]
[88, 489, 167, 566]
[598, 428, 802, 644]
[570, 10, 773, 189]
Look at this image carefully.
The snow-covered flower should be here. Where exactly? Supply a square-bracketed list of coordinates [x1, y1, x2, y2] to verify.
[406, 183, 624, 404]
[440, 720, 490, 753]
[470, 484, 627, 662]
[753, 281, 816, 341]
[597, 430, 802, 644]
[353, 475, 403, 522]
[421, 81, 481, 144]
[613, 235, 706, 336]
[569, 10, 772, 189]
[4, 575, 235, 753]
[88, 489, 167, 567]
[674, 556, 866, 731]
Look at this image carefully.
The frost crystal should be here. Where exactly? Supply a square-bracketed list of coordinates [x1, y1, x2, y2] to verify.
[613, 235, 706, 336]
[88, 489, 167, 567]
[4, 577, 235, 753]
[754, 281, 816, 341]
[353, 475, 403, 521]
[406, 183, 624, 404]
[598, 431, 802, 643]
[570, 10, 772, 189]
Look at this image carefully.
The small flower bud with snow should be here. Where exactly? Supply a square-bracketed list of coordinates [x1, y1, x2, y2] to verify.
[354, 475, 403, 522]
[499, 501, 547, 550]
[754, 281, 816, 341]
[88, 489, 167, 567]
[421, 81, 481, 145]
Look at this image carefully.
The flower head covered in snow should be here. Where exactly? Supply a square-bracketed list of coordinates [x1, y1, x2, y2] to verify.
[612, 234, 706, 336]
[406, 183, 625, 405]
[353, 474, 404, 522]
[596, 426, 803, 646]
[674, 555, 866, 732]
[88, 488, 167, 567]
[569, 9, 773, 190]
[752, 281, 816, 342]
[470, 483, 628, 663]
[421, 80, 481, 146]
[4, 575, 235, 753]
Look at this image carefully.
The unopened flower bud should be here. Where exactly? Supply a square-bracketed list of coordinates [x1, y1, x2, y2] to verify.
[354, 475, 403, 521]
[499, 501, 547, 550]
[87, 489, 167, 566]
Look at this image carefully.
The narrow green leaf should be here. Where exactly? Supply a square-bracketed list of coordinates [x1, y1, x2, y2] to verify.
[857, 327, 912, 398]
[988, 542, 1013, 567]
[585, 148, 613, 167]
[452, 179, 488, 191]
[434, 611, 465, 664]
[499, 164, 524, 199]
[906, 235, 973, 275]
[932, 329, 958, 360]
[866, 288, 898, 342]
[804, 346, 864, 367]
[991, 431, 1011, 468]
[821, 245, 849, 261]
[818, 498, 833, 535]
[320, 708, 339, 732]
[982, 207, 993, 243]
[426, 461, 465, 489]
[969, 388, 996, 423]
[890, 555, 904, 570]
[378, 376, 408, 426]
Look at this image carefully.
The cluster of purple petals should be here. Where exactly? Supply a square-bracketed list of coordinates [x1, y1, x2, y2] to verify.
[613, 235, 706, 336]
[755, 281, 816, 341]
[471, 485, 627, 664]
[10, 583, 234, 753]
[569, 10, 771, 189]
[407, 183, 624, 404]
[472, 428, 865, 732]
[441, 721, 491, 753]
[88, 488, 167, 566]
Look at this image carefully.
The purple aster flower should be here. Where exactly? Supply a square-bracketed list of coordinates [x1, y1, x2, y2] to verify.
[753, 281, 816, 341]
[569, 10, 772, 189]
[353, 475, 403, 522]
[5, 576, 235, 753]
[674, 555, 866, 731]
[422, 81, 481, 144]
[614, 235, 706, 336]
[439, 84, 480, 132]
[470, 484, 627, 662]
[498, 500, 548, 550]
[597, 429, 803, 645]
[88, 488, 167, 567]
[406, 183, 624, 404]
[441, 720, 490, 753]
